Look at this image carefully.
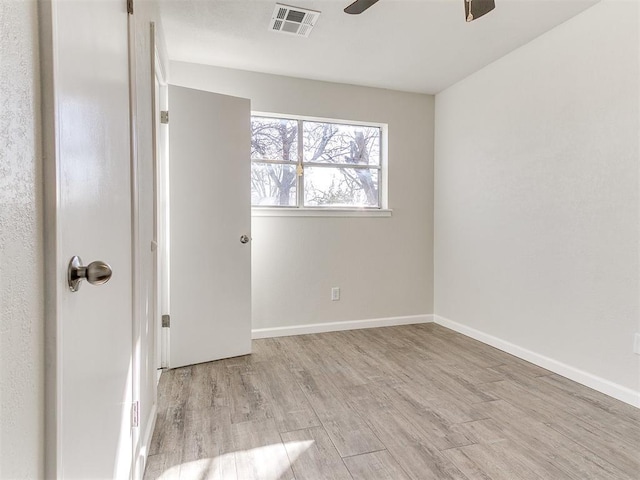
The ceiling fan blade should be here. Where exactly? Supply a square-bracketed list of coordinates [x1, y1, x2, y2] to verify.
[344, 0, 380, 15]
[464, 0, 495, 22]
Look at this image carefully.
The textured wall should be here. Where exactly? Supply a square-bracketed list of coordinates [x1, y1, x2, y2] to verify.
[0, 0, 45, 477]
[170, 62, 435, 329]
[435, 0, 639, 398]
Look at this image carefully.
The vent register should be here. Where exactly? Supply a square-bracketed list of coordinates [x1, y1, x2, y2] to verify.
[269, 4, 320, 37]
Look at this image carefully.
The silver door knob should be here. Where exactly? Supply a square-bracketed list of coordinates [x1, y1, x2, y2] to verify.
[240, 235, 251, 244]
[68, 256, 113, 292]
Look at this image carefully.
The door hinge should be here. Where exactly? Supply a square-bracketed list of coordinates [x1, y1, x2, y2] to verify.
[162, 314, 170, 328]
[127, 0, 133, 14]
[160, 111, 169, 124]
[131, 401, 139, 428]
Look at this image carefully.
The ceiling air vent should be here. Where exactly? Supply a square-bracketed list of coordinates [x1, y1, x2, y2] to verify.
[269, 4, 320, 38]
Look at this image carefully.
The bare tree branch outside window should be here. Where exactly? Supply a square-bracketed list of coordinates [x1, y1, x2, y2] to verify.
[251, 116, 381, 208]
[251, 117, 298, 206]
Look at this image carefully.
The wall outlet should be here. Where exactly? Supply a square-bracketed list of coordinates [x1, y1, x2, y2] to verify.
[331, 287, 340, 301]
[634, 333, 640, 355]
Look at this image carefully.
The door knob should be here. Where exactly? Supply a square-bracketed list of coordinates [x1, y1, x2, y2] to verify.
[240, 235, 251, 244]
[68, 256, 113, 292]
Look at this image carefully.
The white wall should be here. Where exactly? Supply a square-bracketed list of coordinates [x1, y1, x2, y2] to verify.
[435, 0, 639, 404]
[170, 63, 434, 329]
[0, 0, 45, 477]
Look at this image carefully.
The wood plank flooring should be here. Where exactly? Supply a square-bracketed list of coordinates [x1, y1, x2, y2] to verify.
[144, 324, 640, 480]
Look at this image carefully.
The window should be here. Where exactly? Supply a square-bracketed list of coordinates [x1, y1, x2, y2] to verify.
[251, 115, 383, 209]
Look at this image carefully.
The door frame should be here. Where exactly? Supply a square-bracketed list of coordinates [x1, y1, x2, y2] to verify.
[40, 0, 59, 474]
[151, 26, 170, 372]
[128, 10, 142, 480]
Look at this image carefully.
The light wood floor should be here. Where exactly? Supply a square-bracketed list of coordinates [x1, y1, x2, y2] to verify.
[144, 324, 640, 480]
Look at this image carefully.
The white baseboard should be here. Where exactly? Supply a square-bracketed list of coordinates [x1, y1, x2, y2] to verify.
[434, 315, 640, 408]
[252, 314, 433, 339]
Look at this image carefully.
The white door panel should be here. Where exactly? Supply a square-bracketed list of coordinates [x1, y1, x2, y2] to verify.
[169, 85, 251, 368]
[46, 0, 134, 477]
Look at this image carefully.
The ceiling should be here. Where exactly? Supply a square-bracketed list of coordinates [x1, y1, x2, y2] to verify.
[159, 0, 600, 94]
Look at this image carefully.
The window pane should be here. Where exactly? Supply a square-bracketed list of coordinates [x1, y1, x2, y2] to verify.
[303, 121, 380, 166]
[251, 163, 297, 206]
[304, 167, 379, 207]
[251, 117, 298, 162]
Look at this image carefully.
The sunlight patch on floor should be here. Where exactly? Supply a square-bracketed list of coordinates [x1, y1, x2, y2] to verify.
[156, 440, 314, 480]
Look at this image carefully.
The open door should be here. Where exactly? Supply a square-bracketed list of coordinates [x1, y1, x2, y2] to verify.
[168, 85, 252, 368]
[42, 0, 135, 477]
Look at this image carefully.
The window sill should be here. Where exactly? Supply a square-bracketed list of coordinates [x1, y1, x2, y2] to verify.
[251, 208, 393, 218]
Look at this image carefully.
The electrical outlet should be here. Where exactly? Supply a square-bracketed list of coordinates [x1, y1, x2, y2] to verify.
[331, 287, 340, 301]
[634, 333, 640, 355]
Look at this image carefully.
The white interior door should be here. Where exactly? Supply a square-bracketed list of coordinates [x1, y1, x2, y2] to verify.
[43, 0, 134, 478]
[169, 85, 252, 368]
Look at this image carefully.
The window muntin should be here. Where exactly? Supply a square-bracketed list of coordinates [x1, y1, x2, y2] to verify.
[251, 115, 383, 208]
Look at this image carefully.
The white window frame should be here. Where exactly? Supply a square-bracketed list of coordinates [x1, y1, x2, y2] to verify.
[251, 111, 391, 217]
